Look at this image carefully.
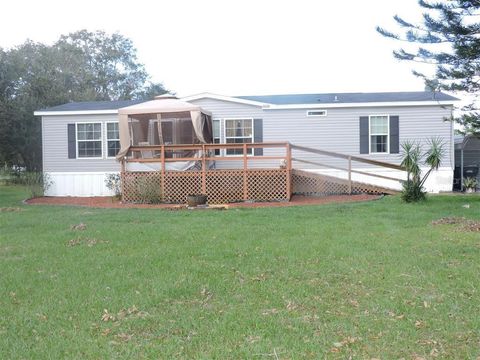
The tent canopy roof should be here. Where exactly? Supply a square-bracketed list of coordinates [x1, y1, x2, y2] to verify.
[115, 95, 213, 159]
[118, 96, 211, 116]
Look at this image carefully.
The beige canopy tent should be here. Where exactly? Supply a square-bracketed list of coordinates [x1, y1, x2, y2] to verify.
[116, 95, 213, 160]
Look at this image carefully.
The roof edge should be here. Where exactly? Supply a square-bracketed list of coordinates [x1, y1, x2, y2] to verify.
[181, 92, 268, 107]
[34, 109, 119, 116]
[263, 100, 458, 110]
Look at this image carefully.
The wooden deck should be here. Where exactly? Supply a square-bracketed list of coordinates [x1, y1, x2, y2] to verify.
[119, 142, 405, 204]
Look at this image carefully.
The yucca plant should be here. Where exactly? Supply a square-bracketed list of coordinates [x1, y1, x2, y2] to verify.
[400, 137, 445, 202]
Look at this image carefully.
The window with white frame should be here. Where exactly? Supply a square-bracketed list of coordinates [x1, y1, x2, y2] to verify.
[369, 115, 389, 153]
[212, 119, 221, 155]
[106, 122, 120, 157]
[77, 123, 102, 158]
[225, 119, 253, 155]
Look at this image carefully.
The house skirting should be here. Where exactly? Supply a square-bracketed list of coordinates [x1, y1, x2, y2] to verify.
[301, 166, 453, 193]
[44, 172, 118, 197]
[44, 166, 453, 198]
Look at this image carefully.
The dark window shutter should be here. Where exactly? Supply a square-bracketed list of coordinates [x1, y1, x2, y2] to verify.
[253, 119, 263, 155]
[389, 115, 399, 154]
[359, 116, 369, 154]
[67, 124, 76, 159]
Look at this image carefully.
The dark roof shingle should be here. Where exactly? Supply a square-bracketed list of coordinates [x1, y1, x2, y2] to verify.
[37, 99, 146, 112]
[236, 91, 458, 105]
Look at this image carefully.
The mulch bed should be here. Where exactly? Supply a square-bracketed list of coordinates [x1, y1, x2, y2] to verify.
[25, 194, 381, 209]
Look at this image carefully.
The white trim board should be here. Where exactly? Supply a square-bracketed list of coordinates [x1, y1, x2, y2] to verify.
[34, 109, 119, 116]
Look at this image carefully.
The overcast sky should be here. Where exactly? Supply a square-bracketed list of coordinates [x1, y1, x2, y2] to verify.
[1, 0, 436, 97]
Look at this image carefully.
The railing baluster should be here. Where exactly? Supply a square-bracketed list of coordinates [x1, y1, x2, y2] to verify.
[160, 145, 165, 201]
[286, 142, 291, 199]
[201, 144, 207, 194]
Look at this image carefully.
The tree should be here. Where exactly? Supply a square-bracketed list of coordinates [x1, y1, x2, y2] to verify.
[136, 82, 170, 100]
[0, 30, 168, 170]
[377, 1, 480, 134]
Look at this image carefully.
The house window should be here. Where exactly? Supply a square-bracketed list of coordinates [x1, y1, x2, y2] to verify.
[306, 110, 327, 117]
[225, 119, 253, 155]
[106, 122, 120, 157]
[77, 123, 102, 158]
[213, 119, 221, 155]
[369, 115, 389, 153]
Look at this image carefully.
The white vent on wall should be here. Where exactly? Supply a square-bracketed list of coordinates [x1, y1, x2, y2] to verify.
[306, 110, 327, 117]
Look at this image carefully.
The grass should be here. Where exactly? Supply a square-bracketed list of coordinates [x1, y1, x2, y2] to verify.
[1, 186, 480, 359]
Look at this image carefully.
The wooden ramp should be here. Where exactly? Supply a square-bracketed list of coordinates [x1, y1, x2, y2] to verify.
[292, 169, 399, 196]
[290, 144, 405, 196]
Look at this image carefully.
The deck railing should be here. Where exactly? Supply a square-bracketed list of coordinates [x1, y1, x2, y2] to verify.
[120, 142, 291, 203]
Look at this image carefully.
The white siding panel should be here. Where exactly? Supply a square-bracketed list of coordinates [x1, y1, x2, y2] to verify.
[46, 172, 118, 196]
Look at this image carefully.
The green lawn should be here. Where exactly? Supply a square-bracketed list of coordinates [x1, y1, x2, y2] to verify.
[1, 186, 479, 359]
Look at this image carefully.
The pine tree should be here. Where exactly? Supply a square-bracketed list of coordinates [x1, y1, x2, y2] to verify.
[377, 0, 480, 134]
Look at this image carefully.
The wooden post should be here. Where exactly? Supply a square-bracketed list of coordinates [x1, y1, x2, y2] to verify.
[160, 145, 165, 201]
[120, 158, 125, 203]
[201, 144, 207, 194]
[243, 143, 248, 201]
[286, 142, 292, 200]
[460, 148, 464, 192]
[348, 156, 352, 194]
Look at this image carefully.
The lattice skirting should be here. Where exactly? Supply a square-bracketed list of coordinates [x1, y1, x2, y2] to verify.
[291, 169, 395, 196]
[121, 169, 289, 204]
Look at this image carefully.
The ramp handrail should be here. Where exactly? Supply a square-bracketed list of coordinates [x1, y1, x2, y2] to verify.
[290, 144, 407, 187]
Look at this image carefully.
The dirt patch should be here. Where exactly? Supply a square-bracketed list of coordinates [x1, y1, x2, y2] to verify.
[431, 217, 466, 225]
[0, 207, 22, 212]
[67, 237, 108, 247]
[26, 194, 381, 209]
[432, 217, 480, 232]
[70, 223, 87, 231]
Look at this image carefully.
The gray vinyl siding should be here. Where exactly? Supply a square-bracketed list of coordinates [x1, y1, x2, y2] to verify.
[41, 99, 454, 173]
[42, 114, 120, 172]
[191, 98, 454, 170]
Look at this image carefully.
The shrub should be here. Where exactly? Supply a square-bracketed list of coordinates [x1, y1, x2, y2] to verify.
[400, 138, 445, 202]
[105, 173, 122, 198]
[463, 177, 477, 191]
[23, 172, 52, 198]
[136, 175, 162, 204]
[401, 180, 426, 203]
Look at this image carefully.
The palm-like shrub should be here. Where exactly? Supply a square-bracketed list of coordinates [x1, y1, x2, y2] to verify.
[400, 138, 445, 202]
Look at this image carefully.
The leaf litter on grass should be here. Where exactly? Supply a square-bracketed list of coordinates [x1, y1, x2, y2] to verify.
[67, 237, 108, 247]
[0, 207, 22, 212]
[70, 222, 87, 231]
[431, 217, 480, 232]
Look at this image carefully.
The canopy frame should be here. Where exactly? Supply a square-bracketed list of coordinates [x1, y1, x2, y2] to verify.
[116, 96, 213, 160]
